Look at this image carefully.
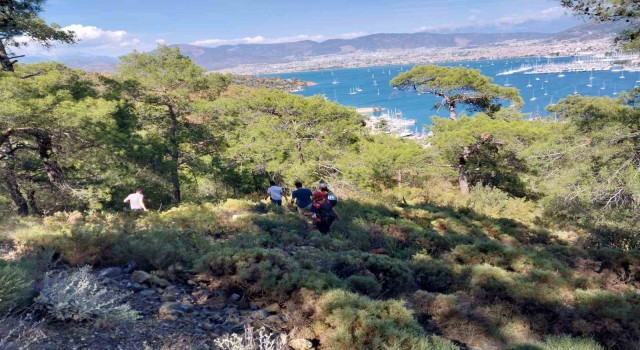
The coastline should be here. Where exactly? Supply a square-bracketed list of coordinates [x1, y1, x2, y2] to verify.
[213, 37, 622, 76]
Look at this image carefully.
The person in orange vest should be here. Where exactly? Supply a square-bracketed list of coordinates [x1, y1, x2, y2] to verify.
[309, 191, 338, 234]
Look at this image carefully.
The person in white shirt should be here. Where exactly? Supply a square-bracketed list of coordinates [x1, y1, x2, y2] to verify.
[266, 180, 284, 206]
[123, 188, 147, 211]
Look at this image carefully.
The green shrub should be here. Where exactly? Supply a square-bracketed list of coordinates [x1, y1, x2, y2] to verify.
[35, 266, 137, 326]
[313, 290, 458, 350]
[346, 275, 382, 297]
[110, 227, 208, 270]
[509, 335, 604, 350]
[0, 263, 32, 312]
[160, 203, 219, 234]
[410, 259, 457, 293]
[196, 247, 342, 299]
[362, 254, 413, 296]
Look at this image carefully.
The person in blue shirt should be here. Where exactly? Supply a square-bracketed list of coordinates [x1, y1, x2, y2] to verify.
[290, 180, 313, 212]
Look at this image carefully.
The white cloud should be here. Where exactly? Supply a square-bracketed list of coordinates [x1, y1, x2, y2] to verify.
[13, 24, 148, 57]
[155, 38, 166, 45]
[416, 6, 570, 32]
[191, 32, 371, 48]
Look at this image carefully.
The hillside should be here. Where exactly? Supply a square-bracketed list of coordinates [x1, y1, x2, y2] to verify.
[175, 32, 548, 70]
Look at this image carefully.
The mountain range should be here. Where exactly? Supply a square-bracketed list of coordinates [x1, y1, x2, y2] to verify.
[23, 22, 628, 73]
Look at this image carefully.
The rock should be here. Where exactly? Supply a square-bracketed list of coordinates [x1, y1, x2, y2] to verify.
[99, 267, 122, 278]
[149, 275, 171, 288]
[264, 303, 281, 313]
[131, 270, 153, 284]
[250, 302, 261, 311]
[265, 315, 283, 325]
[158, 302, 194, 319]
[139, 289, 156, 297]
[229, 293, 241, 302]
[161, 294, 177, 302]
[252, 310, 269, 319]
[129, 282, 145, 292]
[202, 322, 214, 331]
[289, 338, 313, 350]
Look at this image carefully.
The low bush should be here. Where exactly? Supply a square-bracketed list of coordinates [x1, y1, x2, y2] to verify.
[0, 263, 32, 312]
[313, 290, 459, 350]
[110, 227, 209, 270]
[410, 258, 458, 293]
[35, 266, 138, 326]
[508, 335, 604, 350]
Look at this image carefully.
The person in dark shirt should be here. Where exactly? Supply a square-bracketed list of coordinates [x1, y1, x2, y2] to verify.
[291, 180, 313, 212]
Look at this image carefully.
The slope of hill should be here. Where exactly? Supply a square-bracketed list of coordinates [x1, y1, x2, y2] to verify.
[175, 32, 549, 70]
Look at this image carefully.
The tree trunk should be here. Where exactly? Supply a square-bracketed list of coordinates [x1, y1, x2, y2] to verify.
[458, 147, 470, 195]
[28, 190, 40, 215]
[167, 105, 181, 204]
[0, 40, 15, 72]
[1, 147, 28, 215]
[448, 104, 457, 121]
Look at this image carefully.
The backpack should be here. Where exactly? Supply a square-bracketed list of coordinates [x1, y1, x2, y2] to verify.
[314, 200, 336, 222]
[325, 191, 338, 206]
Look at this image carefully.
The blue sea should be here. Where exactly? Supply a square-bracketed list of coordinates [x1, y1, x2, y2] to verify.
[267, 57, 640, 129]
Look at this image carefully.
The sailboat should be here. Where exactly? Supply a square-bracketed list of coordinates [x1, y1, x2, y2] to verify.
[530, 90, 537, 101]
[332, 79, 339, 85]
[558, 72, 565, 78]
[355, 85, 363, 92]
[348, 88, 357, 95]
[526, 79, 532, 88]
[543, 88, 548, 96]
[535, 77, 540, 81]
[371, 74, 375, 79]
[601, 82, 606, 90]
[544, 75, 549, 83]
[573, 86, 579, 95]
[620, 72, 626, 79]
[613, 86, 619, 95]
[377, 88, 380, 96]
[373, 79, 378, 86]
[504, 78, 511, 87]
[541, 83, 545, 90]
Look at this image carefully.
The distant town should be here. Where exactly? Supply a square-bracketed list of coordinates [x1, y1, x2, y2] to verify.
[215, 36, 625, 75]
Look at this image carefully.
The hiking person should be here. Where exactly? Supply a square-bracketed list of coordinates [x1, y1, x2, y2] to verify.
[309, 191, 338, 234]
[291, 180, 313, 212]
[319, 182, 338, 207]
[266, 180, 284, 206]
[123, 188, 147, 212]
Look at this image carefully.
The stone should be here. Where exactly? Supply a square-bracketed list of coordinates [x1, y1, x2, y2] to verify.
[202, 322, 214, 331]
[161, 294, 177, 302]
[149, 275, 171, 288]
[252, 310, 269, 319]
[158, 302, 194, 319]
[289, 339, 313, 350]
[98, 267, 122, 278]
[131, 270, 152, 284]
[264, 303, 281, 313]
[139, 289, 156, 297]
[265, 315, 283, 325]
[229, 293, 241, 302]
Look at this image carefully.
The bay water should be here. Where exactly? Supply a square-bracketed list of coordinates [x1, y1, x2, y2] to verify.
[267, 57, 640, 130]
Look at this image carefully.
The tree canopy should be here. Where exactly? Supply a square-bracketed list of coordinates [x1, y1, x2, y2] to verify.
[0, 0, 75, 72]
[390, 65, 522, 120]
[561, 0, 640, 48]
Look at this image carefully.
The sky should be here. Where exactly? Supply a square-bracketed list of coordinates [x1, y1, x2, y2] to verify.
[21, 0, 582, 57]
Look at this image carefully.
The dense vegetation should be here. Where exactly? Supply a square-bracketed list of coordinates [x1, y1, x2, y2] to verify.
[0, 46, 638, 349]
[0, 1, 640, 347]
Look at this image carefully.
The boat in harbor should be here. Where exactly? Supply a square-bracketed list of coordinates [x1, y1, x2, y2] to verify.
[504, 78, 511, 87]
[332, 79, 339, 85]
[530, 90, 537, 101]
[348, 88, 357, 95]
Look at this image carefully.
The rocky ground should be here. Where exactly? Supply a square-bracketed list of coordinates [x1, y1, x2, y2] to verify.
[3, 263, 311, 350]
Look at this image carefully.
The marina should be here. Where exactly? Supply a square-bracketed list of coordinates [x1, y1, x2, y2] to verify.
[268, 55, 640, 134]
